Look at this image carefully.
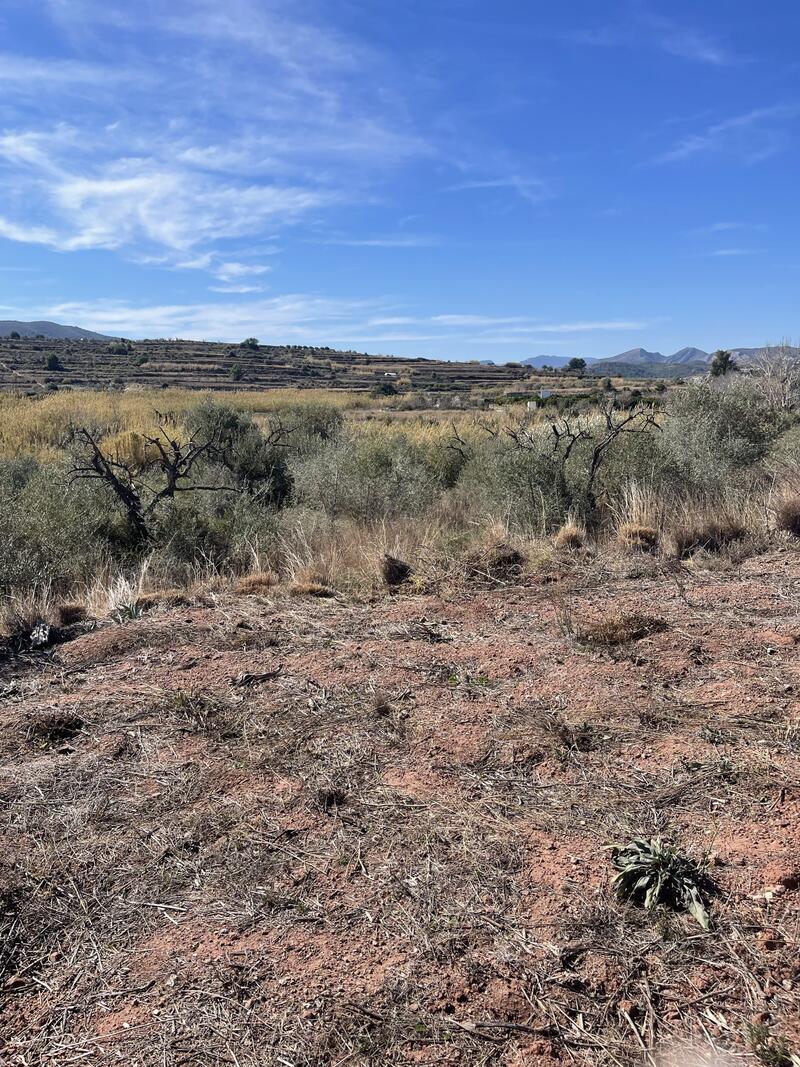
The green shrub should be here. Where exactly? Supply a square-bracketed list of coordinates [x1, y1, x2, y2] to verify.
[658, 381, 786, 495]
[766, 424, 800, 475]
[0, 460, 122, 592]
[149, 493, 279, 577]
[459, 432, 566, 533]
[186, 399, 292, 506]
[293, 432, 443, 520]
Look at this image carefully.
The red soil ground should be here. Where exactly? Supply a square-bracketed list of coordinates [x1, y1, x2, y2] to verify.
[0, 551, 798, 1065]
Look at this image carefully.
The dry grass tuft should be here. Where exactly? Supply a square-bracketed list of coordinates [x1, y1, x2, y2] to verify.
[135, 588, 190, 612]
[578, 611, 667, 646]
[371, 691, 395, 716]
[618, 521, 659, 552]
[290, 580, 337, 598]
[85, 565, 151, 619]
[671, 517, 748, 557]
[775, 497, 800, 538]
[0, 587, 56, 644]
[553, 521, 586, 551]
[234, 571, 279, 595]
[381, 553, 412, 587]
[465, 540, 526, 581]
[99, 429, 163, 471]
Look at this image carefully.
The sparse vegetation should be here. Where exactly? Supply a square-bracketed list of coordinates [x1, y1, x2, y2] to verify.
[464, 539, 526, 581]
[748, 1025, 798, 1067]
[0, 545, 796, 1064]
[107, 340, 133, 356]
[0, 367, 795, 604]
[111, 600, 143, 623]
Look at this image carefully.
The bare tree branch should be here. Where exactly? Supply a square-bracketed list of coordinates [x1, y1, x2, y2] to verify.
[69, 424, 242, 541]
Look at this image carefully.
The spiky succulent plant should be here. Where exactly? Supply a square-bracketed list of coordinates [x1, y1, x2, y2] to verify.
[611, 837, 711, 930]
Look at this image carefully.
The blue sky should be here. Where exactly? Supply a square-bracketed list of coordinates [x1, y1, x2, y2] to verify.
[0, 0, 798, 359]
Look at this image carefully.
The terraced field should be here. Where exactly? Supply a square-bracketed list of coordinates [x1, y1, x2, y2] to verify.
[0, 338, 536, 394]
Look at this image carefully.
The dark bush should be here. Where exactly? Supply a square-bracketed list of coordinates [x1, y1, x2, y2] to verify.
[775, 498, 800, 537]
[672, 518, 747, 557]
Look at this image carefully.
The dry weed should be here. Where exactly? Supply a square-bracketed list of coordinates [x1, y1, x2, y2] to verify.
[0, 585, 56, 644]
[464, 540, 526, 582]
[135, 588, 190, 612]
[381, 553, 412, 587]
[289, 576, 337, 597]
[617, 521, 659, 552]
[234, 571, 279, 595]
[55, 601, 87, 626]
[553, 521, 586, 551]
[670, 517, 748, 557]
[577, 611, 667, 645]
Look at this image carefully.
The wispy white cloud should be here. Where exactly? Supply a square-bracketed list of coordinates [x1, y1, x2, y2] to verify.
[46, 0, 365, 78]
[213, 262, 272, 281]
[0, 216, 61, 245]
[0, 1, 429, 276]
[0, 144, 337, 256]
[519, 320, 647, 333]
[431, 314, 530, 327]
[708, 248, 759, 257]
[692, 221, 755, 235]
[0, 51, 137, 88]
[656, 105, 799, 164]
[637, 11, 734, 65]
[0, 126, 77, 170]
[41, 294, 377, 341]
[554, 13, 735, 65]
[315, 234, 439, 248]
[28, 295, 648, 345]
[366, 317, 417, 326]
[208, 284, 266, 294]
[446, 175, 552, 205]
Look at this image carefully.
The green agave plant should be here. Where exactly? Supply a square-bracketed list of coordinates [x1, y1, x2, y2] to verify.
[610, 837, 711, 930]
[112, 601, 143, 623]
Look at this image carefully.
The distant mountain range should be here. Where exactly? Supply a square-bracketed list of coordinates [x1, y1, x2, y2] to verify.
[521, 354, 583, 369]
[601, 346, 711, 365]
[523, 345, 799, 377]
[0, 320, 115, 341]
[0, 321, 794, 375]
[522, 347, 711, 369]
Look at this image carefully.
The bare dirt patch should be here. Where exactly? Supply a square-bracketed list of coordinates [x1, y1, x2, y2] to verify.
[0, 552, 798, 1065]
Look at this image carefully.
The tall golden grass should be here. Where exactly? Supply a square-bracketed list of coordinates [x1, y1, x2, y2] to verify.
[0, 387, 375, 461]
[0, 387, 535, 462]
